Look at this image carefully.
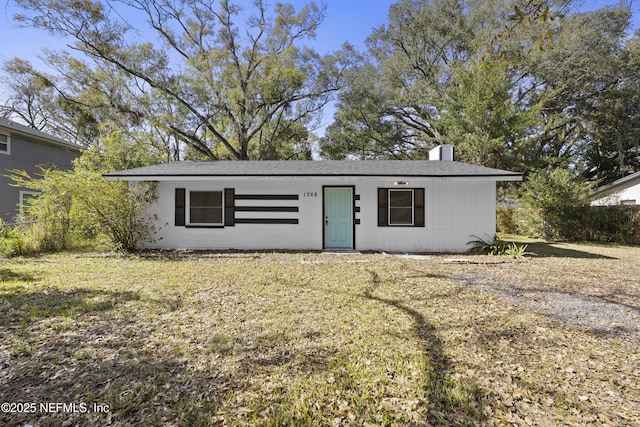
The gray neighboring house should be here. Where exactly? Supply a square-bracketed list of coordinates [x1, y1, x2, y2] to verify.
[0, 118, 82, 222]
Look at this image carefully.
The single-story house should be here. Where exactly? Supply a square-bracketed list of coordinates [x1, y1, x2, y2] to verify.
[104, 146, 522, 252]
[590, 171, 640, 206]
[0, 118, 81, 222]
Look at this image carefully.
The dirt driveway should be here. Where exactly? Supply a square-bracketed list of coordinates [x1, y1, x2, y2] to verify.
[438, 240, 640, 352]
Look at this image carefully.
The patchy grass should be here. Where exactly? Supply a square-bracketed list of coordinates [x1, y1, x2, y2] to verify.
[0, 244, 639, 426]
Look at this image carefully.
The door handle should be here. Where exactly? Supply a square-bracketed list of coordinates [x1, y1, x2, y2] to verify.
[325, 216, 329, 226]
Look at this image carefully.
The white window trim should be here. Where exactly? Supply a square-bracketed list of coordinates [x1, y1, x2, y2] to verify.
[0, 131, 10, 155]
[388, 189, 414, 226]
[187, 189, 224, 226]
[19, 190, 40, 219]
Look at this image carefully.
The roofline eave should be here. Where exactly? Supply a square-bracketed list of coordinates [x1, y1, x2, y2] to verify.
[589, 172, 640, 200]
[103, 173, 523, 181]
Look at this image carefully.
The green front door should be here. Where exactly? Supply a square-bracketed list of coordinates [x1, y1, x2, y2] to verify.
[324, 187, 353, 249]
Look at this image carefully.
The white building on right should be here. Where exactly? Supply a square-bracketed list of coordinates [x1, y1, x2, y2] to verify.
[590, 171, 640, 206]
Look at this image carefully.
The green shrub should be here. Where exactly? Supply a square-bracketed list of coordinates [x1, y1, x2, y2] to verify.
[496, 208, 518, 234]
[505, 205, 640, 244]
[1, 221, 26, 257]
[579, 205, 639, 244]
[517, 168, 592, 240]
[467, 234, 533, 258]
[4, 168, 157, 254]
[71, 171, 158, 251]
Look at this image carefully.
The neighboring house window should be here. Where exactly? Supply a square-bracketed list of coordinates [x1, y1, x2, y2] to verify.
[0, 132, 10, 154]
[19, 191, 40, 219]
[620, 199, 636, 205]
[388, 189, 414, 225]
[189, 190, 223, 225]
[378, 188, 425, 227]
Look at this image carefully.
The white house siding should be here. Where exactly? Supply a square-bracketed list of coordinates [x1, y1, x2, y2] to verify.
[355, 178, 496, 252]
[142, 176, 497, 253]
[591, 183, 640, 206]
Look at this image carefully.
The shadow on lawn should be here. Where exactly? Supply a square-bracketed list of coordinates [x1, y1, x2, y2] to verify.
[0, 286, 146, 321]
[364, 271, 488, 425]
[0, 280, 190, 322]
[0, 286, 234, 427]
[1, 328, 235, 426]
[0, 267, 39, 282]
[518, 241, 617, 259]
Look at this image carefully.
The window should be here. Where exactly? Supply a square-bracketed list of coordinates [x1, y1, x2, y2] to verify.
[189, 190, 223, 225]
[19, 191, 40, 219]
[378, 188, 425, 227]
[620, 199, 637, 206]
[175, 188, 234, 227]
[0, 132, 9, 154]
[389, 189, 414, 225]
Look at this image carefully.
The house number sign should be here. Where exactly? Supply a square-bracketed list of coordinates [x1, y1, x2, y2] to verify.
[303, 192, 318, 197]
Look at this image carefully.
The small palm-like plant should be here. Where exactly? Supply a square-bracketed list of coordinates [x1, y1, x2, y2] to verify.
[467, 234, 533, 259]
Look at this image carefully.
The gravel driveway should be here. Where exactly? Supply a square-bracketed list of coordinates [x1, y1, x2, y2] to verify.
[453, 273, 640, 352]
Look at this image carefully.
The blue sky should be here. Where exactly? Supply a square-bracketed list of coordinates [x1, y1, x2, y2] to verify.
[2, 0, 637, 66]
[0, 0, 392, 66]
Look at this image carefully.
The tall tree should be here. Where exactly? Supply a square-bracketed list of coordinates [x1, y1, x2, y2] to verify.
[320, 62, 409, 159]
[0, 59, 62, 131]
[439, 59, 545, 170]
[12, 0, 350, 160]
[321, 0, 552, 162]
[522, 5, 635, 178]
[1, 55, 178, 168]
[577, 30, 640, 184]
[322, 0, 476, 159]
[321, 0, 637, 183]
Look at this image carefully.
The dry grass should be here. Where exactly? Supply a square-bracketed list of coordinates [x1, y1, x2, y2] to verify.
[0, 241, 639, 426]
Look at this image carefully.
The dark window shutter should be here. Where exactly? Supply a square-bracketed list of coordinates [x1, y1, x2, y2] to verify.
[378, 188, 388, 227]
[224, 188, 235, 226]
[414, 188, 425, 227]
[175, 188, 185, 226]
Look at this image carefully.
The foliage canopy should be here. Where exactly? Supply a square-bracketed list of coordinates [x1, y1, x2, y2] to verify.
[320, 0, 639, 186]
[8, 0, 353, 160]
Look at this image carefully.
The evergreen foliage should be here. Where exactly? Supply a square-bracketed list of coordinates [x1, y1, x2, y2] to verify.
[517, 168, 592, 239]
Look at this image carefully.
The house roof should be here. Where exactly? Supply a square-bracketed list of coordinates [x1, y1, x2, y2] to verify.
[0, 117, 82, 151]
[104, 160, 523, 180]
[590, 171, 640, 199]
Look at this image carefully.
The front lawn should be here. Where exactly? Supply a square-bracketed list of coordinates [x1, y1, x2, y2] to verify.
[1, 243, 639, 426]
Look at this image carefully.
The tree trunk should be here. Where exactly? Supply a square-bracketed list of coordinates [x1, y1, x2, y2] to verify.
[617, 131, 625, 175]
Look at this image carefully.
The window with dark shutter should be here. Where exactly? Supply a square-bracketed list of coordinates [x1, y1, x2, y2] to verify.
[378, 188, 425, 227]
[177, 188, 235, 227]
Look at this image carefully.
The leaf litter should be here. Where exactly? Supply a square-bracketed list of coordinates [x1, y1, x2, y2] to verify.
[0, 243, 638, 426]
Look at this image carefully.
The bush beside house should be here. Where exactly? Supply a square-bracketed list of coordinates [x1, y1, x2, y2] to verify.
[0, 168, 157, 256]
[497, 206, 640, 244]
